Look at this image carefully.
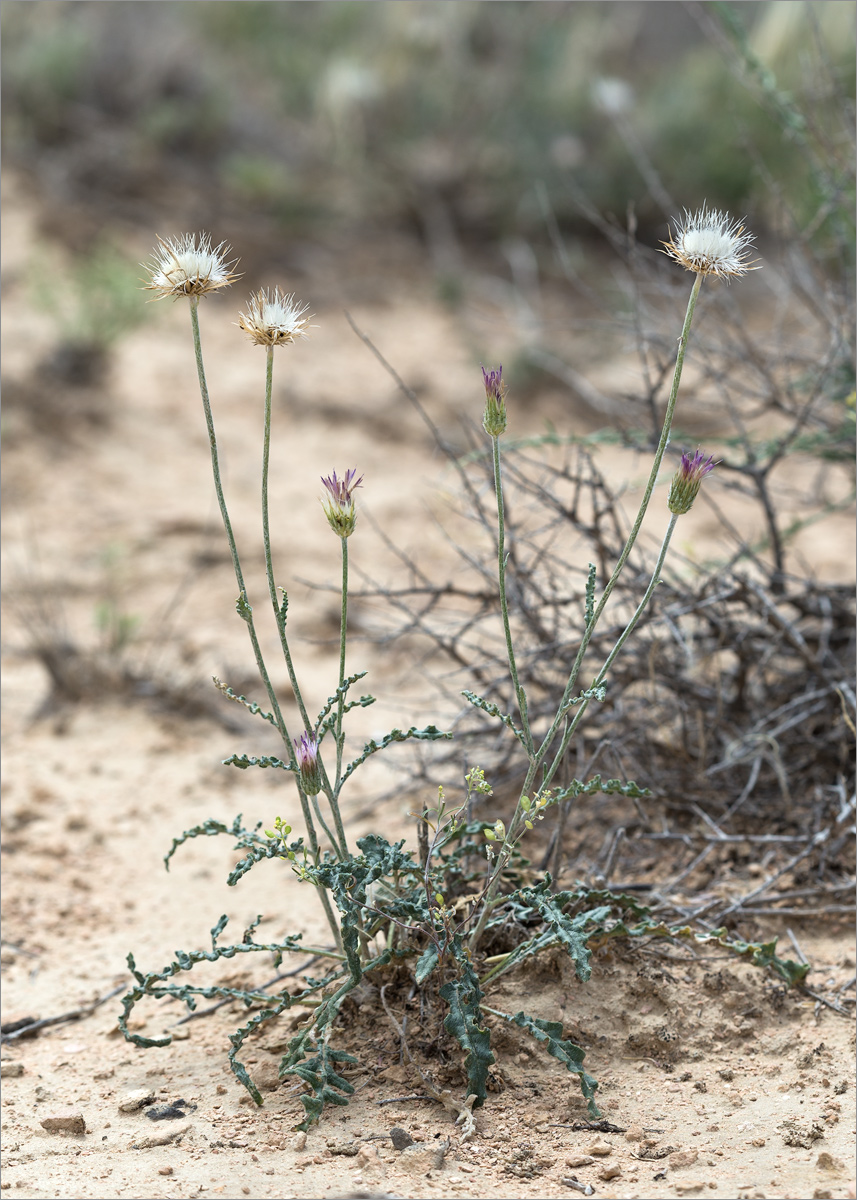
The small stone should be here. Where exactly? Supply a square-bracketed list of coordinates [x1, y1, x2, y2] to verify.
[118, 1088, 154, 1113]
[130, 1121, 189, 1149]
[356, 1144, 384, 1178]
[624, 1123, 644, 1142]
[40, 1111, 86, 1136]
[674, 1179, 707, 1194]
[397, 1143, 446, 1174]
[566, 1155, 596, 1168]
[216, 1084, 227, 1095]
[251, 1059, 281, 1092]
[0, 1062, 24, 1078]
[157, 1167, 173, 1176]
[751, 1138, 766, 1148]
[598, 1163, 622, 1180]
[290, 1132, 307, 1152]
[816, 1152, 844, 1172]
[584, 1139, 612, 1156]
[669, 1149, 700, 1170]
[390, 1127, 414, 1150]
[779, 1118, 825, 1148]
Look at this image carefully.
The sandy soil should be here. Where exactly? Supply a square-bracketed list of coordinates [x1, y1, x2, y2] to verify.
[1, 169, 855, 1200]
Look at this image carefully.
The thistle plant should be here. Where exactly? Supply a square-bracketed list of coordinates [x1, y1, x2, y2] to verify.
[122, 210, 807, 1131]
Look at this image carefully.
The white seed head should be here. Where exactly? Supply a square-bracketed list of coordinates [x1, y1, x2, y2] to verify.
[237, 287, 312, 347]
[144, 233, 240, 299]
[661, 206, 760, 281]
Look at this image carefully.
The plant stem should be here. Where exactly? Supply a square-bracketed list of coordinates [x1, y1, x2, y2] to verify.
[537, 272, 703, 769]
[538, 512, 680, 791]
[260, 346, 346, 860]
[260, 347, 318, 741]
[189, 301, 339, 945]
[471, 276, 704, 954]
[327, 537, 350, 855]
[491, 434, 533, 752]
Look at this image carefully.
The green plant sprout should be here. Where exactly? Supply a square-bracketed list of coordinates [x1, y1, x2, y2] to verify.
[121, 215, 806, 1132]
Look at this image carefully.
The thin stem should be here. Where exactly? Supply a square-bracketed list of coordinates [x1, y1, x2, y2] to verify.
[537, 272, 703, 768]
[189, 301, 288, 744]
[470, 520, 679, 953]
[492, 434, 534, 753]
[335, 538, 349, 783]
[260, 345, 316, 737]
[538, 513, 680, 792]
[325, 537, 350, 858]
[188, 301, 339, 944]
[259, 342, 345, 861]
[261, 346, 278, 615]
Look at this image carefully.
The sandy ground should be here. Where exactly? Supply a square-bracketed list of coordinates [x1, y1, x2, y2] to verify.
[1, 169, 855, 1200]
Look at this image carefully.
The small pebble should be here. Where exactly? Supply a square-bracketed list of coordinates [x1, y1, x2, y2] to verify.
[157, 1166, 173, 1176]
[390, 1127, 414, 1150]
[40, 1111, 86, 1136]
[566, 1155, 596, 1168]
[624, 1123, 644, 1142]
[0, 1062, 24, 1078]
[598, 1163, 622, 1180]
[584, 1139, 613, 1156]
[118, 1088, 154, 1113]
[669, 1149, 700, 1169]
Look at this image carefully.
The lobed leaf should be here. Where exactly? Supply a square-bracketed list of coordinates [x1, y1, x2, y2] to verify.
[222, 753, 292, 771]
[461, 689, 528, 748]
[212, 677, 277, 726]
[341, 725, 452, 781]
[497, 1009, 600, 1118]
[439, 941, 495, 1107]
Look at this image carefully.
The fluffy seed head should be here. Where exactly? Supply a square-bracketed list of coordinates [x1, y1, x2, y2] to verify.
[237, 287, 312, 347]
[668, 449, 716, 515]
[321, 468, 363, 538]
[294, 732, 321, 796]
[144, 234, 240, 300]
[481, 364, 508, 437]
[661, 207, 759, 281]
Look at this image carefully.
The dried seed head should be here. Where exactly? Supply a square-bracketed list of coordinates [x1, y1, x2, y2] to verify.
[294, 732, 321, 796]
[237, 287, 312, 347]
[661, 207, 759, 281]
[321, 468, 363, 538]
[668, 449, 716, 515]
[144, 234, 240, 300]
[481, 364, 508, 437]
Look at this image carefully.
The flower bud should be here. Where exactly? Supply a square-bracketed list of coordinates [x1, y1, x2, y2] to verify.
[481, 365, 507, 437]
[294, 732, 322, 796]
[321, 469, 363, 538]
[668, 450, 716, 516]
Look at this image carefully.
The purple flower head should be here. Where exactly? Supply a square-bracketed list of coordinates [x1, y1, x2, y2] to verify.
[294, 731, 321, 795]
[321, 468, 363, 505]
[668, 449, 717, 515]
[481, 364, 508, 437]
[679, 449, 716, 481]
[482, 365, 504, 403]
[320, 469, 363, 537]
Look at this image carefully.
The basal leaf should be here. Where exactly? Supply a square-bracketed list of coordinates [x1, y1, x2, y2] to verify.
[440, 943, 495, 1107]
[499, 1009, 600, 1118]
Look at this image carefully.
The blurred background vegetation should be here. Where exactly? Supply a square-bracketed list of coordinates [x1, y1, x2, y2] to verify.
[2, 0, 854, 276]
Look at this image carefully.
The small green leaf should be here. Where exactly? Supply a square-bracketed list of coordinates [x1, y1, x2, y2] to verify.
[222, 753, 292, 771]
[440, 943, 495, 1107]
[461, 690, 528, 748]
[415, 943, 440, 985]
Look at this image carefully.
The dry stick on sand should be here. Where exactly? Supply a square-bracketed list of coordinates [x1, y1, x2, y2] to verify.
[0, 983, 126, 1043]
